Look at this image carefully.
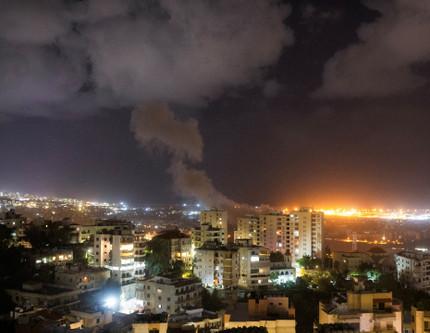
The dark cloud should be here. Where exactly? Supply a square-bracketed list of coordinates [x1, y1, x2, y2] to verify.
[263, 79, 282, 98]
[302, 4, 342, 21]
[0, 0, 292, 205]
[0, 0, 70, 44]
[85, 0, 292, 107]
[315, 0, 430, 98]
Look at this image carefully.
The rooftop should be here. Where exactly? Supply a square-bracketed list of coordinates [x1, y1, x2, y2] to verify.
[146, 275, 201, 287]
[12, 282, 77, 296]
[154, 229, 189, 240]
[197, 241, 238, 251]
[56, 264, 109, 274]
[396, 250, 430, 260]
[133, 312, 168, 323]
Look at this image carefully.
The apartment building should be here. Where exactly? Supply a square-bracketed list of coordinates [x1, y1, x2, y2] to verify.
[411, 305, 430, 333]
[236, 239, 271, 288]
[136, 276, 202, 314]
[224, 296, 296, 333]
[192, 209, 228, 247]
[193, 242, 240, 289]
[54, 265, 110, 291]
[134, 231, 146, 280]
[153, 229, 193, 270]
[77, 220, 133, 243]
[395, 250, 430, 293]
[92, 231, 136, 300]
[235, 208, 323, 264]
[319, 291, 402, 332]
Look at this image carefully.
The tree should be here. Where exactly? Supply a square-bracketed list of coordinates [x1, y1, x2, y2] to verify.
[270, 252, 285, 262]
[144, 237, 171, 276]
[0, 289, 14, 315]
[269, 271, 279, 283]
[323, 246, 333, 269]
[201, 288, 225, 311]
[171, 260, 185, 278]
[0, 226, 12, 249]
[25, 224, 49, 248]
[297, 256, 321, 269]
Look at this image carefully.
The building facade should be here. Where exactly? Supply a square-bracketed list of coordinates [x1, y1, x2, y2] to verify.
[395, 250, 430, 293]
[194, 242, 240, 289]
[92, 231, 136, 300]
[134, 231, 146, 280]
[224, 296, 296, 333]
[235, 208, 323, 264]
[136, 276, 202, 315]
[192, 210, 228, 248]
[153, 229, 193, 270]
[54, 265, 110, 291]
[7, 282, 81, 309]
[236, 239, 271, 288]
[411, 306, 430, 333]
[319, 291, 402, 333]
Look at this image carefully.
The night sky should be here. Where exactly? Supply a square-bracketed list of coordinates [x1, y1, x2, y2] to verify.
[1, 0, 430, 208]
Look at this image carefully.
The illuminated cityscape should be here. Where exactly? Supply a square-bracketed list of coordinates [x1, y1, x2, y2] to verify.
[2, 1, 430, 333]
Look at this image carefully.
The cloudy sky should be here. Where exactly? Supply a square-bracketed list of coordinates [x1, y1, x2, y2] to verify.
[0, 0, 429, 208]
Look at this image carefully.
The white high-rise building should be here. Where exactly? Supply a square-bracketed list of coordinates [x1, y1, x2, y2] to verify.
[235, 208, 323, 264]
[134, 231, 146, 281]
[291, 208, 323, 259]
[395, 250, 430, 293]
[192, 209, 228, 247]
[93, 232, 136, 301]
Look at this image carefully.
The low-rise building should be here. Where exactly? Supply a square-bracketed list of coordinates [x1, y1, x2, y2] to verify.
[411, 305, 430, 333]
[194, 242, 240, 289]
[131, 312, 168, 333]
[169, 308, 223, 333]
[69, 306, 113, 329]
[269, 261, 296, 285]
[7, 281, 80, 309]
[14, 308, 72, 333]
[224, 296, 296, 333]
[54, 265, 110, 291]
[395, 250, 430, 293]
[136, 276, 202, 314]
[333, 248, 392, 273]
[332, 251, 373, 272]
[27, 248, 73, 267]
[319, 291, 402, 332]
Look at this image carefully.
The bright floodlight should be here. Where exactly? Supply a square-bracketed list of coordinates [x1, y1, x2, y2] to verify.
[104, 296, 118, 309]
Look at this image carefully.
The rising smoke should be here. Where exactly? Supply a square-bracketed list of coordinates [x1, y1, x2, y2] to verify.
[130, 103, 235, 207]
[0, 0, 293, 206]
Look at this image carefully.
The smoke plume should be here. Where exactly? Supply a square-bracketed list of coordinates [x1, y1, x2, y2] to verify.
[131, 103, 234, 207]
[0, 0, 293, 206]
